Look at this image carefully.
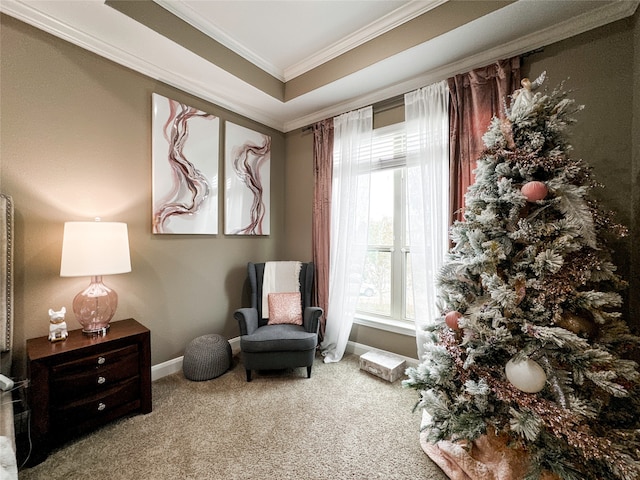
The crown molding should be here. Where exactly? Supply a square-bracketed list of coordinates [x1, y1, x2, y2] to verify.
[2, 0, 637, 134]
[282, 0, 640, 132]
[504, 0, 640, 58]
[153, 0, 285, 81]
[283, 0, 447, 82]
[153, 0, 447, 83]
[0, 0, 286, 131]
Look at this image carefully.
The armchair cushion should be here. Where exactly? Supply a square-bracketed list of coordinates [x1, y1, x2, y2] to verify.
[240, 324, 317, 353]
[267, 292, 303, 325]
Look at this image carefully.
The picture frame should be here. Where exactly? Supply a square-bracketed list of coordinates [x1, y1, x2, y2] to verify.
[152, 93, 220, 234]
[224, 121, 271, 235]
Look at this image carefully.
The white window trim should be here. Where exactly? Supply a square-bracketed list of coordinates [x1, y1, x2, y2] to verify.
[353, 313, 416, 337]
[355, 122, 416, 337]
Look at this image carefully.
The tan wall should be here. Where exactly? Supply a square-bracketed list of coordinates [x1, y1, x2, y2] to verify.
[0, 15, 286, 375]
[283, 129, 314, 261]
[632, 6, 640, 338]
[282, 14, 640, 360]
[2, 10, 638, 375]
[522, 15, 638, 331]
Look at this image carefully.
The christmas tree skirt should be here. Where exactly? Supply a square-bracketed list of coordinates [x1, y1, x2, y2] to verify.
[420, 429, 558, 480]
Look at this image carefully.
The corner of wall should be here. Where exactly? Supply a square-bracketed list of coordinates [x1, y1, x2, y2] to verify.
[149, 337, 419, 382]
[631, 5, 640, 332]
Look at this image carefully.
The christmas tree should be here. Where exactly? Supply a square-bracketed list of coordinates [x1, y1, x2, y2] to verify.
[404, 73, 640, 480]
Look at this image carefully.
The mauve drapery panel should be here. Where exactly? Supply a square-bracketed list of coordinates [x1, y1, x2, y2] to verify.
[448, 57, 521, 224]
[312, 119, 333, 341]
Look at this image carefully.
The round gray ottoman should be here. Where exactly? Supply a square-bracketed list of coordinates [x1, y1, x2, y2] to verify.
[183, 334, 232, 381]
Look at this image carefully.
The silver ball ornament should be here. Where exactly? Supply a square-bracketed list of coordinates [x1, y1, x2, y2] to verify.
[505, 357, 547, 393]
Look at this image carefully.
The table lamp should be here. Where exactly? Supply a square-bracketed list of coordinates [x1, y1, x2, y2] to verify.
[60, 219, 131, 335]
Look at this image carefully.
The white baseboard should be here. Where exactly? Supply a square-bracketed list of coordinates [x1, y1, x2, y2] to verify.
[345, 340, 419, 368]
[150, 336, 417, 381]
[229, 336, 241, 355]
[151, 356, 183, 382]
[151, 337, 241, 381]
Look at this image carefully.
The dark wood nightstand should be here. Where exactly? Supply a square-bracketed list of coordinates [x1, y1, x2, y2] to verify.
[26, 318, 151, 464]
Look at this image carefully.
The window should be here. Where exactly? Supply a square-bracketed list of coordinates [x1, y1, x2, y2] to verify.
[356, 123, 416, 329]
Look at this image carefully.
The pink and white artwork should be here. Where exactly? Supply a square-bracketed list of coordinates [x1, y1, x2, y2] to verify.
[224, 122, 271, 235]
[152, 93, 220, 234]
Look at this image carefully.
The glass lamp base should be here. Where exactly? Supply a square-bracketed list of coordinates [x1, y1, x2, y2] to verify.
[72, 275, 118, 335]
[83, 324, 110, 337]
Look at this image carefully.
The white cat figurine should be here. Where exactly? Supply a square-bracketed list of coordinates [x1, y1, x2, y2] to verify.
[48, 307, 68, 342]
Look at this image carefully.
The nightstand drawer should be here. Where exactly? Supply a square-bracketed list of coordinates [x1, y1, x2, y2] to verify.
[51, 351, 140, 401]
[51, 344, 138, 378]
[51, 376, 140, 427]
[26, 319, 152, 465]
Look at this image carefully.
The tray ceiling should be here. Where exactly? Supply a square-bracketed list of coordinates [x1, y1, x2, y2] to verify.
[1, 0, 638, 132]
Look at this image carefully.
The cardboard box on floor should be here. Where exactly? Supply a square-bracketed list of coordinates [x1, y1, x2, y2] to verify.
[359, 350, 406, 382]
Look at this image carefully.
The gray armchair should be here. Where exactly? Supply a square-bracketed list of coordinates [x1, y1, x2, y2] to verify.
[234, 262, 322, 382]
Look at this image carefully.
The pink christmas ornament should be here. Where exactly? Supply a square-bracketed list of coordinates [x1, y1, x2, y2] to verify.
[521, 181, 548, 202]
[445, 311, 462, 330]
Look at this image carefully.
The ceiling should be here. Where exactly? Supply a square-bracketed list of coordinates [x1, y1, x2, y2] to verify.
[1, 0, 639, 132]
[156, 0, 424, 81]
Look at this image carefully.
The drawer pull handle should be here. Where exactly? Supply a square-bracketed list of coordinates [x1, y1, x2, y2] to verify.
[97, 402, 106, 411]
[97, 356, 106, 365]
[97, 376, 106, 385]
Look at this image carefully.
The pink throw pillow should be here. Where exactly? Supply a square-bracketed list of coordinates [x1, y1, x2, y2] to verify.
[267, 292, 303, 325]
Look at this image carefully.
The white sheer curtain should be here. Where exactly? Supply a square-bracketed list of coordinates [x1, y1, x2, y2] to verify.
[320, 106, 373, 363]
[405, 81, 450, 360]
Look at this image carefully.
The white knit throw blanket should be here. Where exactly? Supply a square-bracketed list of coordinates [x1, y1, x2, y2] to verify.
[262, 261, 302, 319]
[0, 436, 17, 480]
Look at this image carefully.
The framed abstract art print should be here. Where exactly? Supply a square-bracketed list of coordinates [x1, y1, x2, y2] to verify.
[152, 93, 220, 234]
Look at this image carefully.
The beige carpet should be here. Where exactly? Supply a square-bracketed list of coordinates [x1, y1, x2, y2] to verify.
[19, 353, 447, 480]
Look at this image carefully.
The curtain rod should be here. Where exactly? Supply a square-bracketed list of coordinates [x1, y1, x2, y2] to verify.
[521, 47, 544, 59]
[301, 94, 405, 133]
[301, 49, 539, 134]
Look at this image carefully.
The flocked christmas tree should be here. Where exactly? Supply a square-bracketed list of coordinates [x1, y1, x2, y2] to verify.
[404, 73, 640, 480]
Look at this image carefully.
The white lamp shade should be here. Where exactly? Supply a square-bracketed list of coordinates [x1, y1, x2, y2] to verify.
[60, 221, 131, 277]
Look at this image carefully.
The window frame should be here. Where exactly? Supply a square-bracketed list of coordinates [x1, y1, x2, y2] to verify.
[354, 122, 416, 337]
